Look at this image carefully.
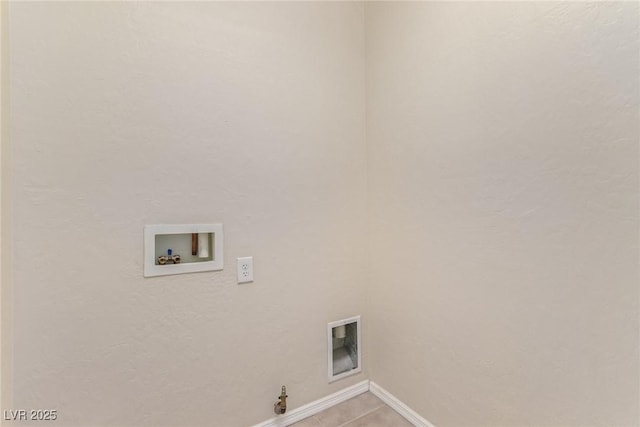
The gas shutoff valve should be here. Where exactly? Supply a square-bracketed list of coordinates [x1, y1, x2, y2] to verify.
[274, 386, 287, 415]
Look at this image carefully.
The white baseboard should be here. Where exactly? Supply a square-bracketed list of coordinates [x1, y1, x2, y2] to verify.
[369, 381, 435, 427]
[252, 380, 370, 427]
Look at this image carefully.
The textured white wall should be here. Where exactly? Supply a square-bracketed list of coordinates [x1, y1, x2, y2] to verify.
[8, 2, 366, 426]
[0, 0, 8, 414]
[7, 2, 640, 426]
[366, 2, 639, 426]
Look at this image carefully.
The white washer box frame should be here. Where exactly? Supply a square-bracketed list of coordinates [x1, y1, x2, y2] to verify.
[327, 315, 362, 383]
[144, 224, 224, 277]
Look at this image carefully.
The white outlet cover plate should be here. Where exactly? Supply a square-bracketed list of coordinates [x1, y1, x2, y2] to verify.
[237, 257, 254, 283]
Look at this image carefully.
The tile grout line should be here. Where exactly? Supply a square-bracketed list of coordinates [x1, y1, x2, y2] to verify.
[332, 405, 386, 427]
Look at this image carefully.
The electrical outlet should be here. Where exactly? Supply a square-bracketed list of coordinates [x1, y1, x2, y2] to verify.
[237, 257, 254, 283]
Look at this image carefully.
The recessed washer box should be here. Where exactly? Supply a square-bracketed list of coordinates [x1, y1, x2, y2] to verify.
[144, 224, 223, 277]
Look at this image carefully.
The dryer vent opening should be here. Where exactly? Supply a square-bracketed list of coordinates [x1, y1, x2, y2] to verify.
[328, 316, 361, 382]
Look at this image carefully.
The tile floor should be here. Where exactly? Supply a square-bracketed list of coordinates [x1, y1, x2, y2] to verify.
[289, 392, 413, 427]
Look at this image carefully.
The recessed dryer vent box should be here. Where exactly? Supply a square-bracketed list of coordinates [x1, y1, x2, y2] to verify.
[327, 316, 361, 382]
[144, 224, 223, 277]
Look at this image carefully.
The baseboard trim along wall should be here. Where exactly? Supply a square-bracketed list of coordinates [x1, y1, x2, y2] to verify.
[252, 380, 370, 427]
[369, 381, 435, 427]
[253, 379, 436, 427]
